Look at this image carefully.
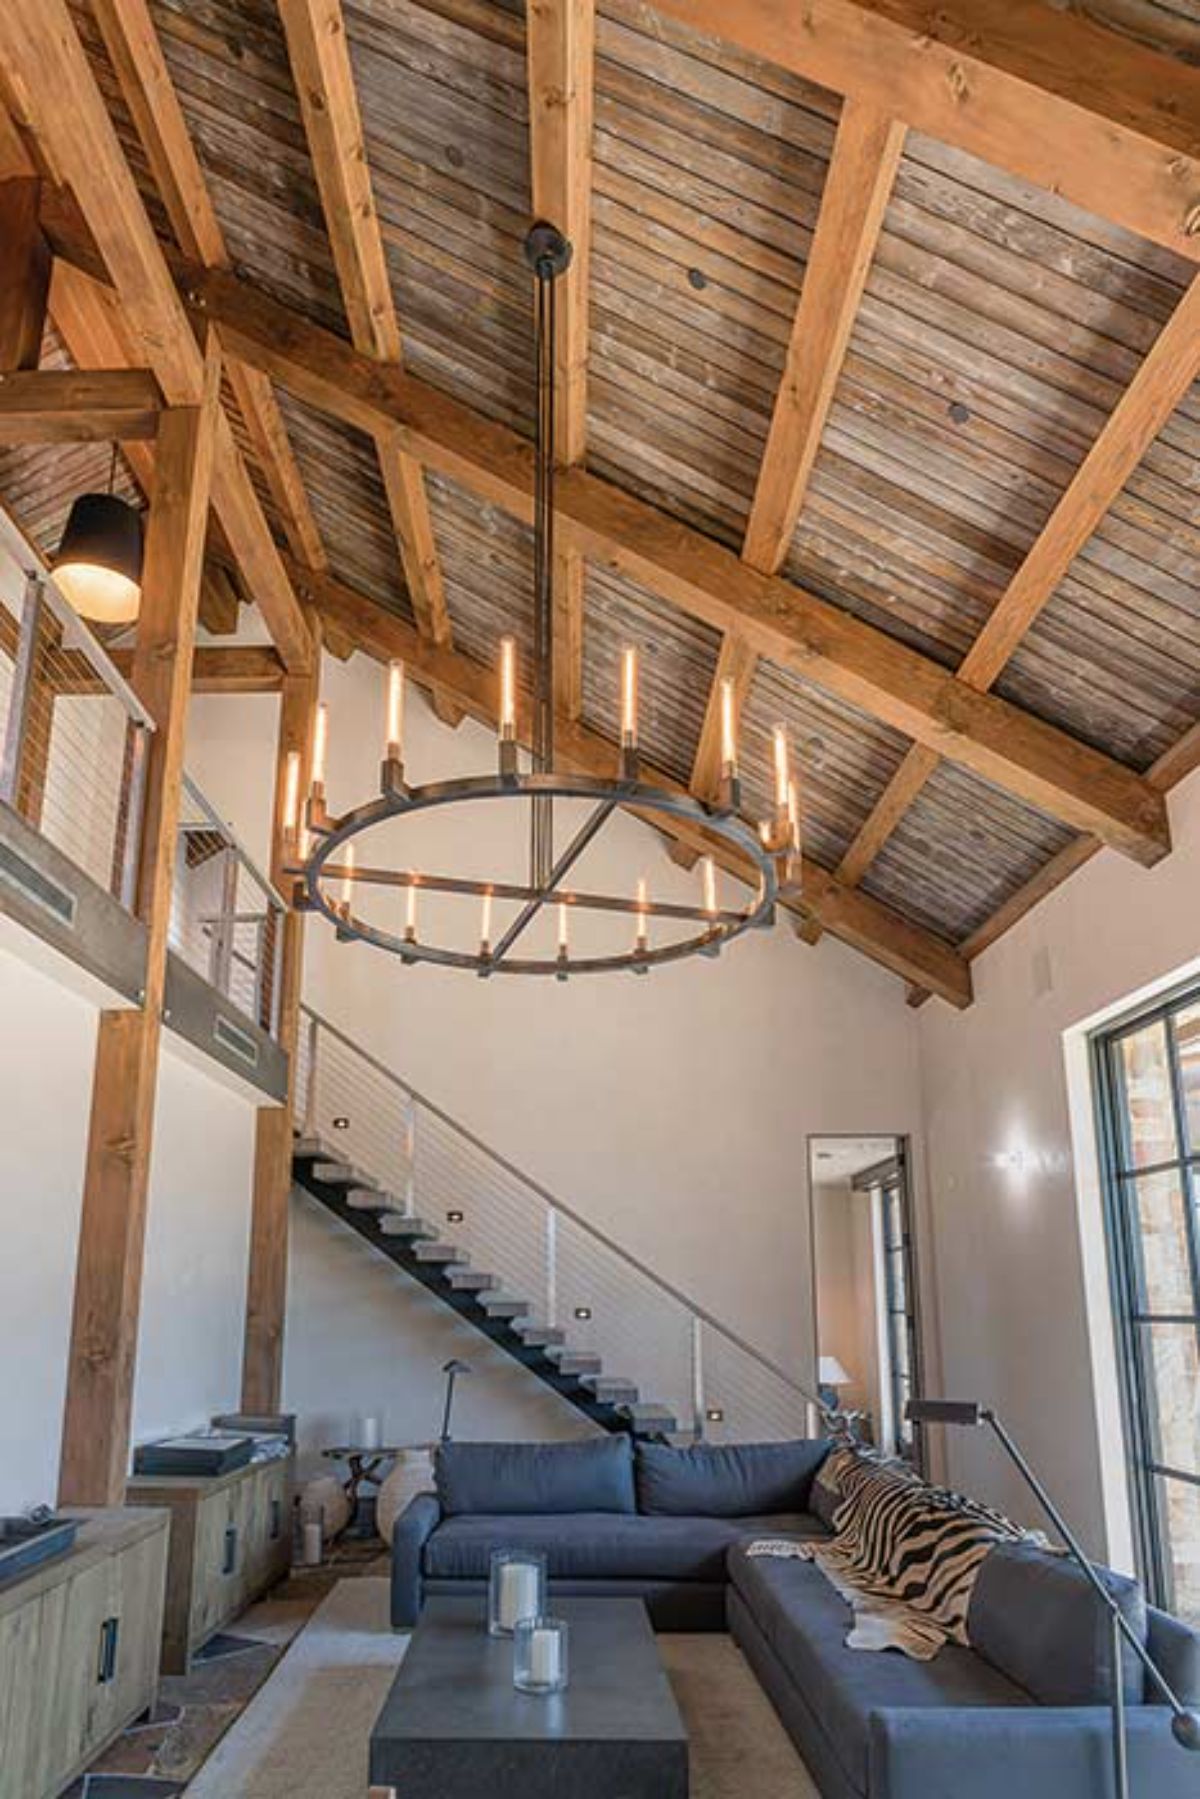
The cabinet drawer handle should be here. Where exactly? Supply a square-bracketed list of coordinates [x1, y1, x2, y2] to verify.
[270, 1498, 282, 1541]
[223, 1525, 238, 1575]
[97, 1616, 119, 1685]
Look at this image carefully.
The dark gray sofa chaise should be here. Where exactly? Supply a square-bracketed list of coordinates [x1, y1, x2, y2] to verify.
[391, 1436, 1200, 1799]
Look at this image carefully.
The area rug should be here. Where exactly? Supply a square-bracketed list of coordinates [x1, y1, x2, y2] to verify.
[182, 1579, 818, 1799]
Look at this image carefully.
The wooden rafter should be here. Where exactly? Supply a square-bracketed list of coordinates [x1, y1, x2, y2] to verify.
[294, 560, 973, 1008]
[743, 99, 904, 576]
[527, 0, 595, 723]
[835, 270, 1200, 895]
[82, 247, 1175, 867]
[0, 0, 312, 673]
[648, 0, 1200, 261]
[88, 0, 326, 574]
[278, 0, 460, 728]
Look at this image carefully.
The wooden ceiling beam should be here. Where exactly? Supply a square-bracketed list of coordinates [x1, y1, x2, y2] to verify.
[88, 0, 327, 575]
[743, 99, 904, 576]
[98, 250, 1173, 866]
[0, 367, 162, 441]
[0, 0, 312, 673]
[294, 561, 972, 1007]
[833, 268, 1200, 898]
[278, 0, 460, 726]
[49, 644, 287, 697]
[646, 0, 1200, 262]
[527, 0, 595, 724]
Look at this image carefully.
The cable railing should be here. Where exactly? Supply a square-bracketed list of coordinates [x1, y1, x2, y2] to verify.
[0, 522, 155, 910]
[296, 1005, 821, 1443]
[170, 773, 288, 1036]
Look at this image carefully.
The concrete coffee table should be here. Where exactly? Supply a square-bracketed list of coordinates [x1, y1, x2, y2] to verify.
[369, 1596, 688, 1798]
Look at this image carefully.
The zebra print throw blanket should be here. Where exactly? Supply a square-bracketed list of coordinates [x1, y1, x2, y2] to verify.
[749, 1447, 1031, 1660]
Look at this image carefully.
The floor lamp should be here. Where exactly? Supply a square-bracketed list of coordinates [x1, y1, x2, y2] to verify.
[907, 1399, 1200, 1799]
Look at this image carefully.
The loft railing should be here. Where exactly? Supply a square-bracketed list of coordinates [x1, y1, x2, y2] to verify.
[170, 774, 288, 1037]
[296, 1005, 821, 1443]
[0, 524, 155, 910]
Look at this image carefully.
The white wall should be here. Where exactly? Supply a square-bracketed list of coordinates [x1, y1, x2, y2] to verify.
[187, 652, 926, 1420]
[0, 949, 96, 1513]
[917, 764, 1200, 1560]
[130, 1044, 256, 1445]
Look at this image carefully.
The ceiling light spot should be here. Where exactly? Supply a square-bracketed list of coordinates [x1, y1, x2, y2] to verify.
[687, 267, 708, 291]
[948, 401, 971, 425]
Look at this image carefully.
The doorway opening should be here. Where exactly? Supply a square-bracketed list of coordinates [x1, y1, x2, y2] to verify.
[808, 1135, 924, 1469]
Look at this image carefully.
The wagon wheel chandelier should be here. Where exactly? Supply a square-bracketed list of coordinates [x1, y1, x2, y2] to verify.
[283, 224, 802, 978]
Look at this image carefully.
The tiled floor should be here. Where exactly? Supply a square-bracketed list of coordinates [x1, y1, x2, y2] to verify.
[64, 1535, 389, 1798]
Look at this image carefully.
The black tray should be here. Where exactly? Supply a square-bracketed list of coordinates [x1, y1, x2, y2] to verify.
[133, 1433, 255, 1478]
[0, 1514, 78, 1583]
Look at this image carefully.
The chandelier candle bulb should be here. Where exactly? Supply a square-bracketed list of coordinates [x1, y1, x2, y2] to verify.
[386, 659, 405, 762]
[636, 878, 649, 953]
[720, 677, 738, 775]
[702, 855, 717, 918]
[405, 881, 418, 944]
[340, 841, 355, 914]
[311, 702, 329, 793]
[481, 888, 493, 956]
[282, 750, 302, 838]
[621, 647, 639, 748]
[499, 637, 517, 740]
[772, 724, 791, 815]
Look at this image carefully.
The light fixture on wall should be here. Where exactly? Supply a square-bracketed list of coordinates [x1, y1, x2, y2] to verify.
[287, 223, 802, 978]
[52, 446, 143, 624]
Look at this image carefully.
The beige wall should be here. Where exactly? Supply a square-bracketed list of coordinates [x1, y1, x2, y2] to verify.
[916, 763, 1200, 1561]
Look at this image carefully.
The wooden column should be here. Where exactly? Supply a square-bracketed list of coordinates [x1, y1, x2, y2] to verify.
[58, 343, 220, 1507]
[0, 177, 50, 369]
[241, 635, 320, 1413]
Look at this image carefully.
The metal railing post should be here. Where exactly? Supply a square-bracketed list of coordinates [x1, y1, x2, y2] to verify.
[0, 574, 44, 809]
[691, 1316, 706, 1442]
[116, 723, 150, 910]
[210, 846, 238, 996]
[545, 1205, 558, 1328]
[303, 1013, 319, 1137]
[403, 1095, 417, 1218]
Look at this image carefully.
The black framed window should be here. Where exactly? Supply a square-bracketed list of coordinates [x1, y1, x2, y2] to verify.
[1095, 983, 1200, 1623]
[851, 1146, 923, 1469]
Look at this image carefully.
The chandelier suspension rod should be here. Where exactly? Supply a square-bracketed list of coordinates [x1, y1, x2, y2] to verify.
[529, 232, 565, 891]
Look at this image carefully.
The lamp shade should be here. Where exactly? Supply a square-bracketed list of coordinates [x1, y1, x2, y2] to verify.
[818, 1355, 852, 1388]
[53, 492, 143, 624]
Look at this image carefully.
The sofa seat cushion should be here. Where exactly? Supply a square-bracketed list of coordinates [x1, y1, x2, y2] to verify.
[424, 1511, 830, 1584]
[729, 1544, 1031, 1794]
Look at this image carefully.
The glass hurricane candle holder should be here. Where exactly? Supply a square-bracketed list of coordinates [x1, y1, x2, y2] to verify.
[488, 1549, 546, 1637]
[513, 1615, 569, 1695]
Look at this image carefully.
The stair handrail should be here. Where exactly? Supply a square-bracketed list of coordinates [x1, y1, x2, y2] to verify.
[299, 1002, 822, 1413]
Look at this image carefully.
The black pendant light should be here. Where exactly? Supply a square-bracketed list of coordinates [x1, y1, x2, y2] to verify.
[53, 445, 143, 625]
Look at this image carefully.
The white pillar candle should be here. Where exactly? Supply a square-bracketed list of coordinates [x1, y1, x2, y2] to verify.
[528, 1625, 561, 1687]
[303, 1520, 323, 1566]
[498, 1560, 541, 1631]
[362, 1415, 381, 1450]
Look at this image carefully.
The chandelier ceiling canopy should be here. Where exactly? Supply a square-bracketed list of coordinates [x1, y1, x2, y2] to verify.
[286, 224, 802, 978]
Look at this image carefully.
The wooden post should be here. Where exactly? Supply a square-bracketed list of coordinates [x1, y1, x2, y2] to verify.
[58, 343, 220, 1508]
[241, 634, 320, 1413]
[0, 178, 50, 370]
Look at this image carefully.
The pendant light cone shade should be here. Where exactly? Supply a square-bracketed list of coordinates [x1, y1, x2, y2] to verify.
[53, 492, 144, 624]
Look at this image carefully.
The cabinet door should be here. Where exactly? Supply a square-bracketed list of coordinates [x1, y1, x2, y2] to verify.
[0, 1590, 48, 1799]
[35, 1555, 117, 1795]
[109, 1527, 168, 1732]
[263, 1463, 292, 1585]
[192, 1490, 238, 1646]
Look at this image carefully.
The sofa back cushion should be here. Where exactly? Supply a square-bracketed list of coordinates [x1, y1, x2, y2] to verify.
[435, 1437, 635, 1516]
[968, 1539, 1148, 1705]
[635, 1440, 831, 1518]
[1148, 1605, 1200, 1705]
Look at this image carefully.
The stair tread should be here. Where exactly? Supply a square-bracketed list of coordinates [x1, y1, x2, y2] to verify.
[312, 1161, 376, 1187]
[292, 1136, 331, 1159]
[413, 1242, 468, 1262]
[580, 1376, 638, 1398]
[378, 1214, 436, 1237]
[346, 1188, 397, 1210]
[512, 1324, 566, 1347]
[446, 1269, 498, 1290]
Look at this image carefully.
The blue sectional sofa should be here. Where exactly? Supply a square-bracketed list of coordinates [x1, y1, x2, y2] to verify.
[390, 1436, 1200, 1798]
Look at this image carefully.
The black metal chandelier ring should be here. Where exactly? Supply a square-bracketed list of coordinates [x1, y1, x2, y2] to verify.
[297, 770, 783, 978]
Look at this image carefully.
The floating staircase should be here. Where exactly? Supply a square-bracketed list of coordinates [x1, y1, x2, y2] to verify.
[293, 1136, 678, 1437]
[293, 1007, 816, 1447]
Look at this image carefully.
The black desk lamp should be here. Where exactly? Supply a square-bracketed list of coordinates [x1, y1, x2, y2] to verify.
[907, 1398, 1200, 1799]
[439, 1359, 472, 1443]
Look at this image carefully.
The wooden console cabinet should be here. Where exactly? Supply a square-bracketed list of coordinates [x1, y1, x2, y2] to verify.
[127, 1449, 293, 1672]
[0, 1507, 170, 1799]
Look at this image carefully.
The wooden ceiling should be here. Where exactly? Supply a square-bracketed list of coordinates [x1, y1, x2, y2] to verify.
[0, 0, 1198, 1010]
